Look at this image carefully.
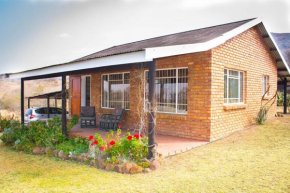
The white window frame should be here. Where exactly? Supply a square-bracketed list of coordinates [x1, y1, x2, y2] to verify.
[224, 69, 245, 104]
[144, 67, 188, 114]
[262, 75, 269, 96]
[101, 72, 130, 110]
[81, 75, 91, 107]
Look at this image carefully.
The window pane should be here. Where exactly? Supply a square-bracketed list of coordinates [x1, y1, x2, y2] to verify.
[240, 72, 244, 102]
[102, 75, 108, 107]
[109, 80, 123, 108]
[229, 78, 239, 99]
[124, 73, 130, 109]
[86, 77, 91, 106]
[156, 77, 176, 113]
[102, 73, 130, 109]
[224, 69, 227, 103]
[229, 70, 239, 77]
[177, 72, 188, 114]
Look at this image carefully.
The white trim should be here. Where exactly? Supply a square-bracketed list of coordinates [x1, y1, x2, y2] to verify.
[8, 51, 151, 79]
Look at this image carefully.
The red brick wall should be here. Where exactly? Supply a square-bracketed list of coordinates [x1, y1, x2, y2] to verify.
[210, 26, 277, 141]
[69, 26, 277, 142]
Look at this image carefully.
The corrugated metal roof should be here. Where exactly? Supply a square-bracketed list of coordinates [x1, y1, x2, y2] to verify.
[271, 33, 290, 68]
[73, 18, 255, 62]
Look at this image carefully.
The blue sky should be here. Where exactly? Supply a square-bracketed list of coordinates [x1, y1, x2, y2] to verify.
[0, 0, 289, 74]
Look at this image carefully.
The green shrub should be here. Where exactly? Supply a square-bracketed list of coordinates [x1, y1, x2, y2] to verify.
[0, 118, 12, 132]
[0, 115, 79, 151]
[57, 136, 89, 155]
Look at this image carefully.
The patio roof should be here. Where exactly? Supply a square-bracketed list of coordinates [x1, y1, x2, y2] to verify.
[26, 90, 68, 99]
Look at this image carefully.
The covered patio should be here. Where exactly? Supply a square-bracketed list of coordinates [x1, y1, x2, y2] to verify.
[69, 123, 208, 157]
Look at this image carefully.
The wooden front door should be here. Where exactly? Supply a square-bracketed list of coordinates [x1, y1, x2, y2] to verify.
[71, 77, 81, 117]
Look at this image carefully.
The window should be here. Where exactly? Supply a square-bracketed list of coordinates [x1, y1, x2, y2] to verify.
[224, 69, 244, 104]
[262, 75, 269, 96]
[102, 73, 130, 109]
[145, 68, 188, 114]
[86, 76, 91, 106]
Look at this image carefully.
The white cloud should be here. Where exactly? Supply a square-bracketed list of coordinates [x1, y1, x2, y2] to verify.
[59, 33, 72, 38]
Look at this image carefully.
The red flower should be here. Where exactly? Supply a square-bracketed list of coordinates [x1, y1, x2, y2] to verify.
[133, 134, 143, 139]
[133, 134, 139, 139]
[110, 140, 115, 146]
[99, 146, 105, 151]
[127, 135, 132, 140]
[118, 124, 122, 128]
[92, 140, 98, 145]
[38, 129, 41, 132]
[88, 136, 94, 141]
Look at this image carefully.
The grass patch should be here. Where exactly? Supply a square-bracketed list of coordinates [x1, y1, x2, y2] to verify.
[1, 117, 290, 192]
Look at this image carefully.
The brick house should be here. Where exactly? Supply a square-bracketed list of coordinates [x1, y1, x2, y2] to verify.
[7, 18, 290, 143]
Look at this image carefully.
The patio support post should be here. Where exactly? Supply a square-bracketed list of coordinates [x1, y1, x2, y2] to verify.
[47, 96, 50, 118]
[55, 98, 57, 108]
[21, 78, 24, 124]
[61, 74, 67, 137]
[28, 98, 30, 109]
[148, 59, 156, 159]
[283, 78, 287, 114]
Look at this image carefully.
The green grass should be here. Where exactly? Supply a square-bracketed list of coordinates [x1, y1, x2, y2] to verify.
[1, 117, 290, 193]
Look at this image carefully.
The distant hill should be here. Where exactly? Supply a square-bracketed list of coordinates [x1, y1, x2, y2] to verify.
[271, 33, 290, 67]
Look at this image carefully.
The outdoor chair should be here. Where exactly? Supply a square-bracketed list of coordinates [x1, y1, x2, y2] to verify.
[99, 108, 125, 131]
[80, 106, 97, 128]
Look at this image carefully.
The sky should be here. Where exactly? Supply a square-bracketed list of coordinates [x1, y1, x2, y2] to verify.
[0, 0, 289, 74]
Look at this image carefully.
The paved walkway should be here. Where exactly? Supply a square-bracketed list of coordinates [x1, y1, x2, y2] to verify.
[70, 123, 208, 157]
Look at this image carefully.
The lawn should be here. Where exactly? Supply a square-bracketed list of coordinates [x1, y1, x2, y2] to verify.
[0, 117, 290, 193]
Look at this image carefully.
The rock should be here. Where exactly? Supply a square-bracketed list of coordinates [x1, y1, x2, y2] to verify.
[52, 149, 58, 157]
[83, 153, 90, 158]
[105, 163, 113, 171]
[58, 150, 64, 159]
[71, 155, 78, 161]
[144, 168, 151, 173]
[80, 153, 88, 162]
[149, 160, 160, 170]
[77, 155, 83, 162]
[45, 147, 51, 153]
[114, 165, 123, 173]
[130, 165, 143, 174]
[33, 147, 45, 155]
[123, 162, 132, 174]
[97, 159, 106, 169]
[63, 154, 70, 160]
[90, 160, 95, 167]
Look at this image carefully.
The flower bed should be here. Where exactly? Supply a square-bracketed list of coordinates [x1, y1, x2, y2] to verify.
[0, 118, 161, 174]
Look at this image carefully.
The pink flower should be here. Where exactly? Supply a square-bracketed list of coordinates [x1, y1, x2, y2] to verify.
[99, 146, 105, 151]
